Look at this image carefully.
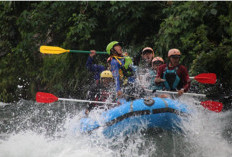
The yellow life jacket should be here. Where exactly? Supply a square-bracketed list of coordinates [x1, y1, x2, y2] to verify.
[113, 56, 124, 80]
[113, 56, 134, 85]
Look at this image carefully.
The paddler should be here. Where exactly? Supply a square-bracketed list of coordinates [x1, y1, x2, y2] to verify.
[133, 47, 155, 88]
[133, 47, 155, 67]
[155, 48, 191, 96]
[85, 70, 116, 114]
[106, 41, 135, 98]
[148, 56, 165, 91]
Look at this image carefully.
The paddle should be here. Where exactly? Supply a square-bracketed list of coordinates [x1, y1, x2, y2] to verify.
[200, 100, 223, 113]
[145, 89, 223, 112]
[190, 73, 216, 84]
[36, 92, 117, 105]
[40, 45, 108, 55]
[36, 92, 223, 113]
[145, 89, 207, 98]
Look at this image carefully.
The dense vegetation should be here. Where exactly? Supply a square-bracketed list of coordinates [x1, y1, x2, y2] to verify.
[0, 1, 231, 107]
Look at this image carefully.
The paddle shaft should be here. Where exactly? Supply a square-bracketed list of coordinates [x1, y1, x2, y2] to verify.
[69, 50, 107, 54]
[58, 98, 117, 105]
[145, 89, 206, 98]
[36, 92, 222, 112]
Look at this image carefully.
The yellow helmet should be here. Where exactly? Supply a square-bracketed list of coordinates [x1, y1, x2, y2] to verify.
[100, 70, 113, 78]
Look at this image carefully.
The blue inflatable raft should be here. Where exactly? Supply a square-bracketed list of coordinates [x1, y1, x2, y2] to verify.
[79, 97, 190, 138]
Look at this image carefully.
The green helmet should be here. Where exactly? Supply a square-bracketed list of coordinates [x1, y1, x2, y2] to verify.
[106, 41, 122, 55]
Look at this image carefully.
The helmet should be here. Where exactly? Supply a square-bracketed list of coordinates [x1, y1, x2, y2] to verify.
[152, 57, 164, 63]
[100, 70, 113, 78]
[152, 57, 164, 67]
[142, 47, 154, 54]
[168, 49, 181, 57]
[106, 41, 123, 55]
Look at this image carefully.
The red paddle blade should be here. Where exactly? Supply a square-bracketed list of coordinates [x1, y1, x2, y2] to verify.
[201, 100, 223, 112]
[194, 73, 216, 84]
[36, 92, 58, 103]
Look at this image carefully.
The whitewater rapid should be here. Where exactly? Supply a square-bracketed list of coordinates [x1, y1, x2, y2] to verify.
[0, 97, 232, 157]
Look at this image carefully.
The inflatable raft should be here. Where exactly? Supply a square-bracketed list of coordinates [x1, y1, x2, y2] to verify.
[79, 97, 190, 138]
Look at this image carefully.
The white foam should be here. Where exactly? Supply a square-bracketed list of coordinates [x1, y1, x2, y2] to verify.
[0, 98, 232, 157]
[180, 98, 232, 157]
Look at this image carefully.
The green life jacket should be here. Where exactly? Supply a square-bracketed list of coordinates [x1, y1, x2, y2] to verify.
[113, 56, 134, 78]
[163, 66, 181, 91]
[121, 56, 134, 77]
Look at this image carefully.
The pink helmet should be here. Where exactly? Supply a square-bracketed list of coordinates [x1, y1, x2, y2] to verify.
[152, 57, 164, 67]
[168, 49, 181, 57]
[152, 57, 164, 63]
[142, 47, 154, 54]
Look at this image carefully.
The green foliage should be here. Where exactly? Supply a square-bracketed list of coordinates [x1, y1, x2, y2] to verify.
[154, 1, 232, 96]
[0, 1, 231, 102]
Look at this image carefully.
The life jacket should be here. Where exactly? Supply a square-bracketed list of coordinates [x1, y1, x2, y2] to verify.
[113, 56, 134, 79]
[87, 86, 111, 111]
[94, 89, 110, 102]
[163, 65, 181, 91]
[149, 70, 163, 90]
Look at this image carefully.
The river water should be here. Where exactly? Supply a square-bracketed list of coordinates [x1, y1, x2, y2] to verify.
[0, 97, 232, 157]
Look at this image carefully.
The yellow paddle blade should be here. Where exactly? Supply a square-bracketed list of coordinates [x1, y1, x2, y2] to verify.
[40, 46, 70, 54]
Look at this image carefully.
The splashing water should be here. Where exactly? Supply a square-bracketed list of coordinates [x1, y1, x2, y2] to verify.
[0, 96, 232, 157]
[180, 100, 232, 157]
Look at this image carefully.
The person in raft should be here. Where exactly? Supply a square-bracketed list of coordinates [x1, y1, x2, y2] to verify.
[148, 56, 165, 91]
[133, 47, 155, 68]
[85, 70, 116, 114]
[133, 47, 155, 88]
[106, 41, 135, 98]
[155, 49, 191, 96]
